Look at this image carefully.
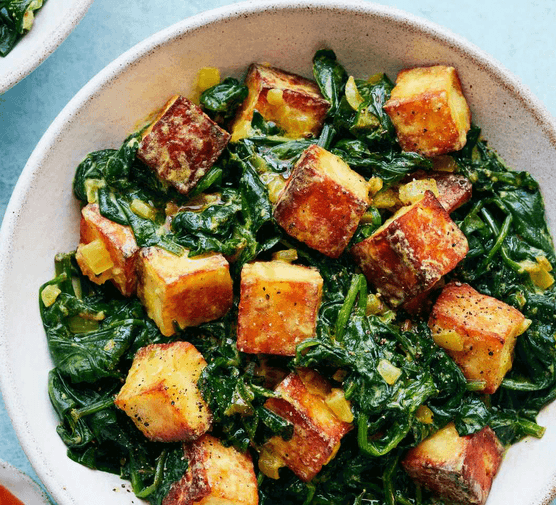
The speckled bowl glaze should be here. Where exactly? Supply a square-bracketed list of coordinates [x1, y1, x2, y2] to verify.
[0, 0, 93, 94]
[1, 1, 556, 504]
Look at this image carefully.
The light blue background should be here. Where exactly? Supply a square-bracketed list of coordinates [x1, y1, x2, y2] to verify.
[0, 0, 555, 502]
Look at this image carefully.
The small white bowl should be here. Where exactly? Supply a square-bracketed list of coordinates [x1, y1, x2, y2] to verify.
[0, 460, 51, 505]
[0, 0, 93, 94]
[1, 1, 556, 505]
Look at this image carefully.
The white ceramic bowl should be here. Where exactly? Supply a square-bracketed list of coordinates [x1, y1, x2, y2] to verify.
[0, 460, 51, 505]
[1, 1, 556, 504]
[0, 0, 93, 94]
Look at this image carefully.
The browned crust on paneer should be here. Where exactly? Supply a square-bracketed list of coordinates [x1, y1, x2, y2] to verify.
[232, 64, 329, 140]
[274, 144, 370, 258]
[163, 434, 258, 505]
[137, 95, 230, 195]
[75, 203, 139, 296]
[384, 66, 471, 157]
[137, 247, 233, 337]
[264, 372, 353, 482]
[402, 423, 504, 505]
[401, 287, 436, 316]
[114, 342, 212, 443]
[428, 282, 528, 394]
[351, 191, 468, 306]
[403, 170, 472, 213]
[237, 261, 323, 356]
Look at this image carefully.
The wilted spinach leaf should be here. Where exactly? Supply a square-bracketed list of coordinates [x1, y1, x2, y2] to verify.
[200, 77, 249, 121]
[313, 48, 347, 116]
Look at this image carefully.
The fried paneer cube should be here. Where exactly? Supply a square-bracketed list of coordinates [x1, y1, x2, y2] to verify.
[115, 341, 211, 442]
[137, 95, 230, 195]
[75, 203, 139, 296]
[231, 63, 329, 140]
[163, 434, 258, 505]
[384, 66, 471, 157]
[428, 282, 530, 394]
[351, 191, 468, 306]
[274, 144, 370, 258]
[402, 422, 504, 505]
[263, 371, 353, 482]
[137, 247, 233, 337]
[237, 261, 323, 356]
[402, 170, 472, 213]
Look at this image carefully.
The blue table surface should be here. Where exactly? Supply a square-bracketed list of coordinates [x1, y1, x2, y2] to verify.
[1, 0, 555, 502]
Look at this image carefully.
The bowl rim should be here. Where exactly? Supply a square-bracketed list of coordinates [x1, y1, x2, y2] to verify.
[1, 1, 556, 504]
[0, 459, 51, 505]
[0, 0, 94, 95]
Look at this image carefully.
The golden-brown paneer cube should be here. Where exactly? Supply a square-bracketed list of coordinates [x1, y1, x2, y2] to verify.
[351, 191, 468, 307]
[237, 261, 323, 356]
[75, 203, 139, 296]
[137, 247, 233, 337]
[402, 422, 504, 505]
[231, 64, 329, 141]
[384, 66, 471, 157]
[274, 144, 370, 258]
[163, 434, 258, 505]
[137, 95, 230, 195]
[263, 371, 353, 482]
[402, 170, 472, 213]
[114, 342, 211, 442]
[428, 282, 530, 394]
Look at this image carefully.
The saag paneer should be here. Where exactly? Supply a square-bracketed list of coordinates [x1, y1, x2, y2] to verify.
[40, 50, 556, 505]
[0, 0, 45, 57]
